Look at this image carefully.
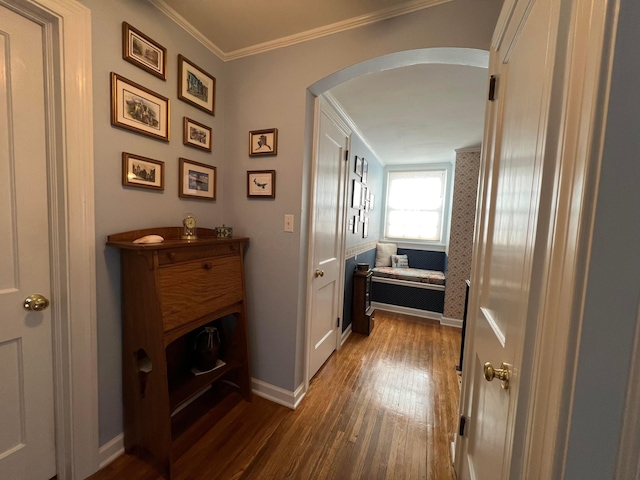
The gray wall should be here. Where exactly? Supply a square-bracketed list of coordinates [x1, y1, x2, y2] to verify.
[79, 0, 502, 446]
[223, 0, 502, 394]
[80, 0, 227, 444]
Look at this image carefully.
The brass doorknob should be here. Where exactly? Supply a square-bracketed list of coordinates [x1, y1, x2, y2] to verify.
[23, 294, 50, 311]
[314, 269, 325, 278]
[484, 362, 511, 389]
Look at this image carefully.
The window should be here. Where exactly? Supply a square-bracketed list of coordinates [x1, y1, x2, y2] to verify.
[384, 169, 448, 242]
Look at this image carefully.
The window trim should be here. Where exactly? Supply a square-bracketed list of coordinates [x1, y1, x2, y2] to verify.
[381, 163, 454, 247]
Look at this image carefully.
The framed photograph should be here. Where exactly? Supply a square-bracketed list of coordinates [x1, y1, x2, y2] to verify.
[122, 22, 166, 80]
[122, 152, 164, 190]
[111, 73, 170, 141]
[355, 156, 363, 177]
[183, 117, 212, 152]
[361, 186, 369, 212]
[179, 158, 216, 201]
[249, 128, 278, 156]
[247, 170, 276, 198]
[362, 158, 369, 184]
[352, 215, 359, 234]
[178, 55, 216, 115]
[352, 180, 362, 208]
[363, 217, 369, 238]
[369, 192, 375, 211]
[348, 216, 355, 233]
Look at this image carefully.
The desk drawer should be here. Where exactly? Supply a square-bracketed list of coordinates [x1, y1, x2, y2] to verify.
[158, 255, 243, 332]
[157, 243, 240, 266]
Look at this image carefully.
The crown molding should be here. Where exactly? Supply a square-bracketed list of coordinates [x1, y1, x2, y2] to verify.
[455, 146, 482, 153]
[323, 92, 385, 165]
[148, 0, 226, 60]
[150, 0, 452, 62]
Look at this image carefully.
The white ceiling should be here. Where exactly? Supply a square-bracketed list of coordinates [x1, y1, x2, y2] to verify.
[153, 0, 489, 166]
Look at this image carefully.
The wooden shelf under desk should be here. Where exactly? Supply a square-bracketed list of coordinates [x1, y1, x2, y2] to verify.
[107, 228, 252, 479]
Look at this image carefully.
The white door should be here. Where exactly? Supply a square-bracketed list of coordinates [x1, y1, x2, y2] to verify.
[461, 0, 558, 478]
[308, 102, 350, 378]
[0, 6, 57, 479]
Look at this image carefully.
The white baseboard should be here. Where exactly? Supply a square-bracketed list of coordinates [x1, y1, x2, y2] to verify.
[341, 324, 352, 345]
[97, 379, 306, 469]
[251, 377, 306, 410]
[372, 302, 442, 322]
[441, 316, 463, 328]
[98, 433, 124, 468]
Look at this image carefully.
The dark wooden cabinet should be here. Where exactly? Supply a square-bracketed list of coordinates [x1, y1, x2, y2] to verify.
[352, 269, 375, 335]
[107, 227, 251, 478]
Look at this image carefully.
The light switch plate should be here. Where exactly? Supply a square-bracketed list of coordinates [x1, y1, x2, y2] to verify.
[284, 214, 294, 232]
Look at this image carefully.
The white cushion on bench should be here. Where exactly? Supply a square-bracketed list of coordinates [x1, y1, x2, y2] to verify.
[375, 243, 397, 267]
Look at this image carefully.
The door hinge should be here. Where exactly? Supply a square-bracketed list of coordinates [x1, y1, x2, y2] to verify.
[488, 75, 497, 101]
[337, 317, 340, 327]
[458, 415, 467, 437]
[345, 150, 349, 161]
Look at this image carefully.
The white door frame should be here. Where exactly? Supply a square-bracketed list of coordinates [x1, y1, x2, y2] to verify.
[304, 96, 351, 390]
[2, 1, 98, 478]
[455, 0, 618, 477]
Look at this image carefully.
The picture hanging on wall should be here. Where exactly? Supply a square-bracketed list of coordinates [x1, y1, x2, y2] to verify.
[353, 216, 359, 234]
[179, 158, 216, 201]
[352, 180, 362, 208]
[111, 73, 170, 142]
[362, 158, 369, 184]
[122, 152, 164, 190]
[183, 117, 212, 152]
[355, 156, 363, 177]
[247, 170, 276, 198]
[178, 54, 216, 115]
[363, 217, 369, 238]
[122, 22, 167, 80]
[249, 128, 278, 156]
[368, 192, 375, 211]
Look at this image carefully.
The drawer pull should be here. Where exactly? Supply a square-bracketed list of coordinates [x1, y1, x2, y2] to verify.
[203, 262, 213, 270]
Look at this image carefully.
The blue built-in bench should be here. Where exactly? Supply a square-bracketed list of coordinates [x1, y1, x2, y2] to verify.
[370, 246, 446, 318]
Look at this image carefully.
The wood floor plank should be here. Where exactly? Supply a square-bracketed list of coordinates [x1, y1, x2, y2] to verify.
[88, 311, 461, 480]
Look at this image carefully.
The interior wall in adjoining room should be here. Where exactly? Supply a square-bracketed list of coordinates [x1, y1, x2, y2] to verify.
[78, 0, 226, 445]
[443, 149, 481, 321]
[223, 0, 503, 392]
[342, 130, 384, 332]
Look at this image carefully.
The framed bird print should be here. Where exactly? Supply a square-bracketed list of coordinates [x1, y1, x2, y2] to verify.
[247, 170, 276, 198]
[249, 128, 278, 156]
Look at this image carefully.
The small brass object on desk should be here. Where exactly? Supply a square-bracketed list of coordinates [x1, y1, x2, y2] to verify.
[216, 224, 233, 238]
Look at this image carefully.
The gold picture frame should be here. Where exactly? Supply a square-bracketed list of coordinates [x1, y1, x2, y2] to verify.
[183, 117, 212, 152]
[179, 158, 216, 201]
[247, 170, 276, 198]
[122, 22, 167, 80]
[111, 73, 170, 142]
[178, 55, 216, 115]
[122, 153, 164, 191]
[249, 128, 278, 156]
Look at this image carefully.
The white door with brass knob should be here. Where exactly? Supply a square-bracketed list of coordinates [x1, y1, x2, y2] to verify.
[0, 6, 56, 478]
[456, 0, 560, 478]
[307, 101, 350, 379]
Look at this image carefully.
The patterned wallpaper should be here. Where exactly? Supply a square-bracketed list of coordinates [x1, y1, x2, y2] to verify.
[443, 150, 481, 320]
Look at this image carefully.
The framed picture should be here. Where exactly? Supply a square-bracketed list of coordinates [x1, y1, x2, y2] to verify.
[247, 170, 276, 198]
[111, 73, 170, 141]
[363, 217, 369, 238]
[122, 152, 164, 190]
[183, 117, 212, 152]
[352, 215, 359, 234]
[249, 128, 278, 156]
[368, 192, 375, 211]
[178, 55, 216, 115]
[362, 186, 369, 212]
[355, 156, 363, 177]
[352, 180, 362, 208]
[179, 158, 216, 201]
[362, 158, 369, 184]
[122, 22, 166, 80]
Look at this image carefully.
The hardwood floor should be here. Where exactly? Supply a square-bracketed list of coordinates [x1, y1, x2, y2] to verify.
[89, 311, 461, 480]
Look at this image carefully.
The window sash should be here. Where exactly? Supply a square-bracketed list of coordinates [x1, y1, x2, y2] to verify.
[384, 170, 447, 242]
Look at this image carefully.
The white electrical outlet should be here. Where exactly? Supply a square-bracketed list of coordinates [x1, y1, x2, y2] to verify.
[284, 214, 294, 232]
